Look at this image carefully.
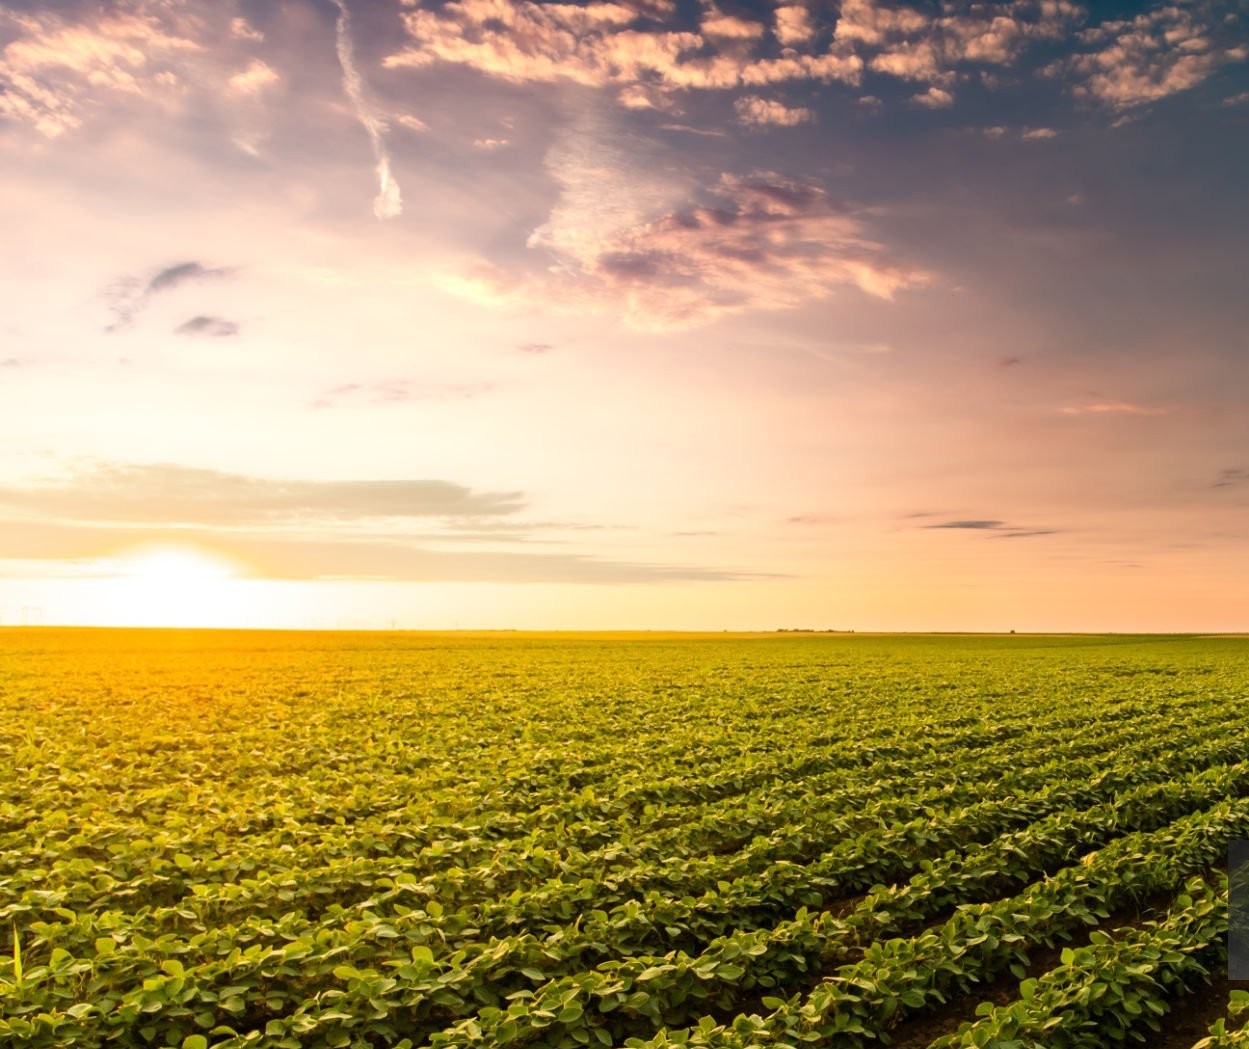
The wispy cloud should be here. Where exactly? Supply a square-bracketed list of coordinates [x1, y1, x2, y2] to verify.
[329, 0, 402, 219]
[926, 519, 1006, 530]
[0, 518, 753, 584]
[924, 519, 1059, 539]
[107, 261, 234, 331]
[1214, 468, 1249, 489]
[1058, 401, 1168, 416]
[312, 380, 494, 408]
[0, 463, 524, 525]
[175, 316, 239, 337]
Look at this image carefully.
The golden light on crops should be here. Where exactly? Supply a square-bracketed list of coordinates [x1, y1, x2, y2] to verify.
[98, 543, 250, 628]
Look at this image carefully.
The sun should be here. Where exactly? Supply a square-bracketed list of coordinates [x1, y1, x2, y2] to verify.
[100, 543, 250, 628]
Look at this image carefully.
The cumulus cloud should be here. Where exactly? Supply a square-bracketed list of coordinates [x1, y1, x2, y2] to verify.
[330, 0, 403, 219]
[701, 9, 766, 41]
[227, 58, 279, 95]
[774, 5, 816, 47]
[0, 8, 200, 138]
[230, 17, 265, 44]
[870, 39, 944, 81]
[913, 85, 955, 107]
[453, 172, 929, 330]
[843, 0, 1082, 96]
[384, 0, 863, 99]
[734, 95, 815, 126]
[0, 463, 525, 525]
[175, 315, 239, 337]
[835, 0, 930, 47]
[107, 261, 234, 331]
[1052, 4, 1247, 109]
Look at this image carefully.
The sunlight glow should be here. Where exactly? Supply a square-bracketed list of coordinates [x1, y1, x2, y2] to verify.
[98, 544, 250, 628]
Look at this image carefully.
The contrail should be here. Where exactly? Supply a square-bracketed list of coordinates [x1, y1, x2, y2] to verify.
[330, 0, 402, 220]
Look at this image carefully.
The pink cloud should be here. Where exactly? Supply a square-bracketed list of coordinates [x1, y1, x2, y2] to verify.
[734, 95, 815, 127]
[385, 0, 862, 96]
[774, 6, 816, 47]
[700, 10, 766, 41]
[834, 0, 929, 47]
[227, 59, 279, 95]
[1058, 401, 1169, 417]
[870, 40, 943, 82]
[442, 173, 929, 330]
[913, 85, 954, 108]
[0, 10, 200, 137]
[1056, 5, 1246, 108]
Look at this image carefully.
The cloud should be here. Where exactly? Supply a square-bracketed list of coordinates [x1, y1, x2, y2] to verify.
[835, 0, 930, 47]
[0, 8, 200, 138]
[734, 95, 815, 127]
[0, 463, 766, 584]
[926, 519, 1006, 530]
[924, 518, 1058, 538]
[147, 261, 230, 295]
[519, 342, 554, 354]
[107, 261, 235, 331]
[312, 380, 494, 408]
[774, 6, 816, 47]
[1224, 90, 1249, 106]
[230, 17, 265, 44]
[1052, 4, 1247, 109]
[0, 518, 753, 584]
[329, 0, 403, 219]
[1021, 126, 1059, 138]
[473, 136, 510, 149]
[227, 58, 279, 95]
[384, 0, 863, 100]
[1214, 468, 1249, 489]
[913, 85, 954, 108]
[1058, 401, 1168, 416]
[840, 0, 1082, 99]
[174, 316, 239, 337]
[701, 10, 765, 41]
[451, 172, 929, 330]
[0, 463, 525, 526]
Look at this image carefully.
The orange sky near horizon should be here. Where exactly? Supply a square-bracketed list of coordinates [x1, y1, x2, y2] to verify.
[1, 0, 1247, 631]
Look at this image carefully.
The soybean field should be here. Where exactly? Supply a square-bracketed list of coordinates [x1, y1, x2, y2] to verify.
[2, 629, 1249, 1048]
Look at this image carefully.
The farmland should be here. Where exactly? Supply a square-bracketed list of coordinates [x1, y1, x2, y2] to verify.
[2, 628, 1248, 1048]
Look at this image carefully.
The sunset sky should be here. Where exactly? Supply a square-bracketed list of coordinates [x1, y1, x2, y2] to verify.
[1, 0, 1247, 630]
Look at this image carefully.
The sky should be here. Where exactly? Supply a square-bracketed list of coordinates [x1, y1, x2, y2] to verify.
[0, 0, 1247, 631]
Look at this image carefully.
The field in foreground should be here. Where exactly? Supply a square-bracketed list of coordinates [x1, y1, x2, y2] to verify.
[2, 629, 1249, 1048]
